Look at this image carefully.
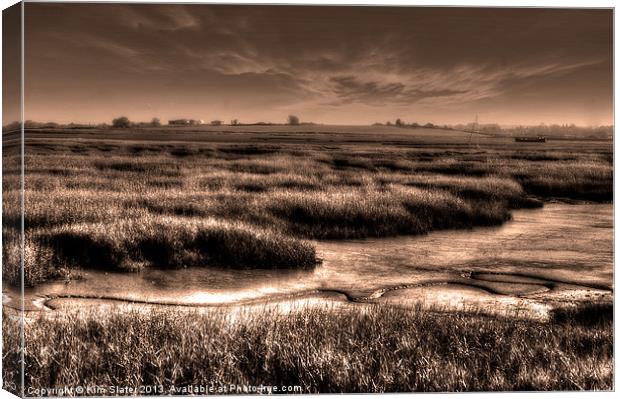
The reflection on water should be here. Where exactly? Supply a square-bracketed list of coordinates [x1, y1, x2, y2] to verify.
[317, 203, 613, 292]
[4, 204, 613, 311]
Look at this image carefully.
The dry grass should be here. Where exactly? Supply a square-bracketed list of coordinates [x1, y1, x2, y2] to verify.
[2, 131, 612, 285]
[1, 129, 613, 395]
[43, 217, 317, 271]
[2, 302, 612, 394]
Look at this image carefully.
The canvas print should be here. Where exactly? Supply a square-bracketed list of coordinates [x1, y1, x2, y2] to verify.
[1, 1, 613, 396]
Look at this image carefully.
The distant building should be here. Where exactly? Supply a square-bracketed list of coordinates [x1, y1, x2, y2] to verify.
[168, 119, 203, 126]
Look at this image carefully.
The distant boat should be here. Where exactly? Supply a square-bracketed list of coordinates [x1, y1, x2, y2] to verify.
[515, 136, 546, 143]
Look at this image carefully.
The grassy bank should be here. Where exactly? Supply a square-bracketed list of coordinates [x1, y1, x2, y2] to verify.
[2, 131, 613, 285]
[3, 302, 612, 393]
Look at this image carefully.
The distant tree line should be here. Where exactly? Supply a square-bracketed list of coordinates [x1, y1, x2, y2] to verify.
[499, 123, 612, 139]
[2, 120, 111, 131]
[450, 122, 613, 139]
[373, 118, 613, 139]
[2, 114, 314, 131]
[374, 118, 447, 129]
[108, 114, 308, 128]
[9, 117, 608, 139]
[111, 117, 161, 128]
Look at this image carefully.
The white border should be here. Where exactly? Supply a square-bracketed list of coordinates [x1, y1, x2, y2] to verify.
[0, 1, 616, 399]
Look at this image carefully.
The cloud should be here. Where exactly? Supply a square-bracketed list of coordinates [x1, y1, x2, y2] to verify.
[326, 76, 466, 105]
[23, 4, 612, 125]
[116, 4, 202, 32]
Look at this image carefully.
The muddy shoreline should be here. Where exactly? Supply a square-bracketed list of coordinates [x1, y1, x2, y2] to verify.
[3, 203, 613, 320]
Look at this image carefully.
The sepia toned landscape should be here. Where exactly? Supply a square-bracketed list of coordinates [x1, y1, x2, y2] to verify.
[1, 2, 614, 396]
[2, 124, 613, 393]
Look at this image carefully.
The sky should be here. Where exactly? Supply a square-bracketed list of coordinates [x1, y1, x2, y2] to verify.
[17, 3, 613, 126]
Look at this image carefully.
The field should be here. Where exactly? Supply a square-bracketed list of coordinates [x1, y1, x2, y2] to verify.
[2, 126, 612, 286]
[1, 125, 614, 393]
[2, 303, 613, 393]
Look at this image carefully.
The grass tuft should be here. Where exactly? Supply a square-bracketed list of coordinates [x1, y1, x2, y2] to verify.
[39, 217, 318, 271]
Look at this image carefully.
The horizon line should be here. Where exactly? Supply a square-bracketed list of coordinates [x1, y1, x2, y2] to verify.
[3, 119, 614, 129]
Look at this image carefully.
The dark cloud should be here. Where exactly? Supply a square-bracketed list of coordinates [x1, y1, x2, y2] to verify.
[328, 76, 467, 105]
[22, 3, 612, 125]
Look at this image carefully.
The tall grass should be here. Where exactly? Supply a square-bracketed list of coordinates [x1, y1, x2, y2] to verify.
[269, 186, 510, 238]
[3, 302, 612, 393]
[39, 217, 317, 272]
[2, 136, 612, 285]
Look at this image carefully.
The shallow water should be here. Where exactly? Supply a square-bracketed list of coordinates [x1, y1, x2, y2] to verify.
[3, 203, 613, 316]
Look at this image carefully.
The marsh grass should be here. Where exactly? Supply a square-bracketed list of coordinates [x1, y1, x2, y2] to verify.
[551, 302, 613, 327]
[3, 302, 612, 393]
[42, 217, 317, 271]
[2, 133, 613, 285]
[269, 186, 510, 238]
